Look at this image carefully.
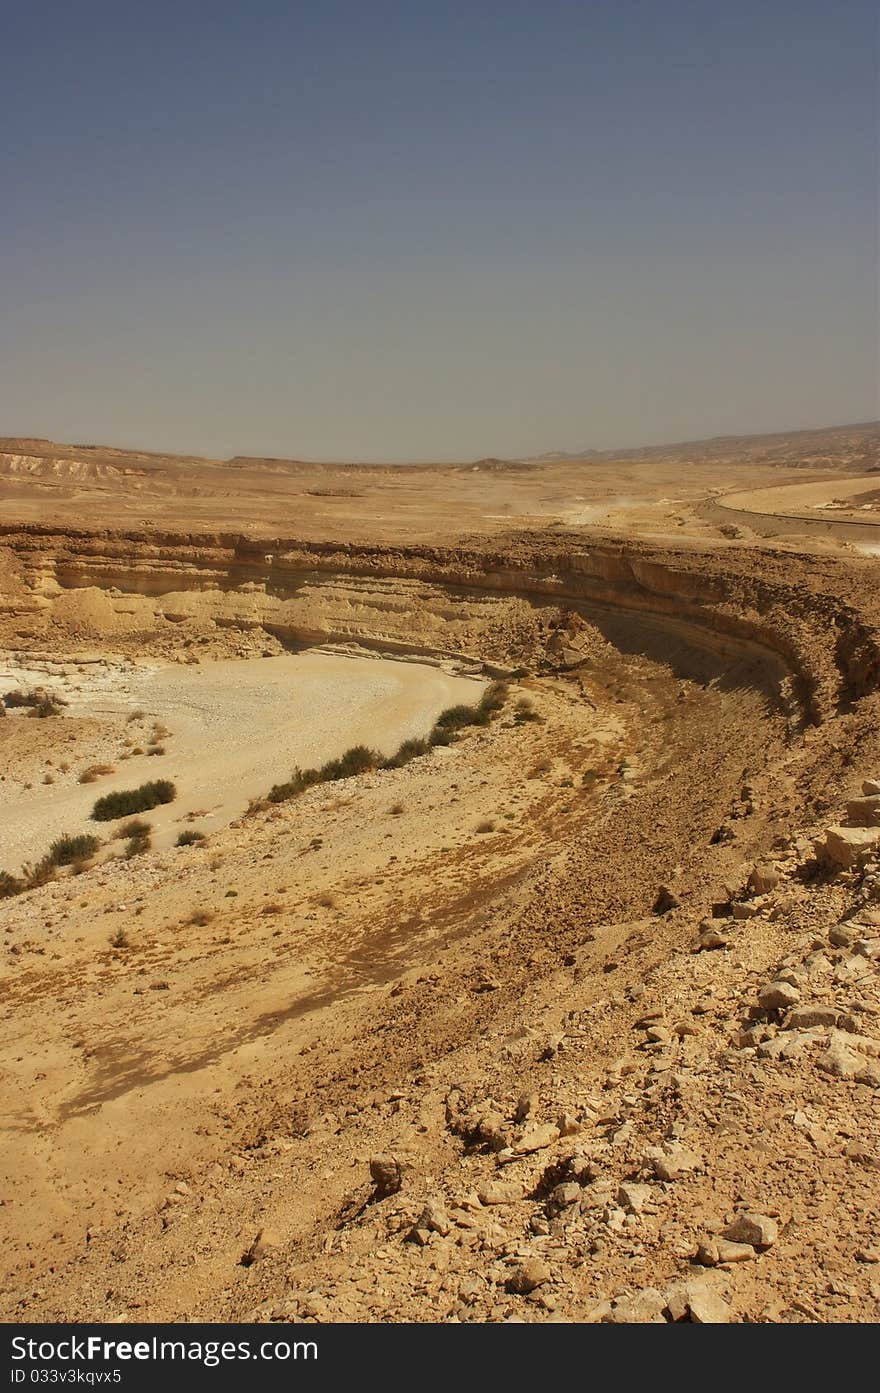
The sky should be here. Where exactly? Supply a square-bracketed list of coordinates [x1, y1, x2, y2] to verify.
[1, 0, 877, 461]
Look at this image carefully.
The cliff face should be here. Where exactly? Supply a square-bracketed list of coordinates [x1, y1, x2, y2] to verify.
[1, 524, 878, 724]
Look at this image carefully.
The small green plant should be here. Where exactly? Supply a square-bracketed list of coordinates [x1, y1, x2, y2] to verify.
[117, 819, 152, 839]
[0, 870, 23, 898]
[47, 832, 101, 866]
[91, 780, 176, 821]
[176, 829, 205, 847]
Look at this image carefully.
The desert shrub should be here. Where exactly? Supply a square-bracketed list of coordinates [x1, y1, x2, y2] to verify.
[147, 745, 165, 756]
[475, 819, 495, 834]
[188, 909, 215, 926]
[109, 928, 130, 949]
[479, 681, 509, 715]
[176, 830, 205, 847]
[23, 856, 56, 887]
[429, 725, 456, 747]
[319, 745, 381, 781]
[125, 834, 151, 857]
[47, 832, 101, 866]
[389, 802, 405, 815]
[127, 709, 145, 722]
[117, 818, 151, 839]
[383, 737, 428, 769]
[0, 870, 23, 898]
[78, 764, 115, 784]
[267, 765, 322, 803]
[435, 703, 481, 733]
[91, 779, 176, 821]
[3, 688, 66, 711]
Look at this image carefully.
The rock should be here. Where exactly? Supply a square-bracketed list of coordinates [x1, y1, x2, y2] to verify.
[696, 926, 728, 950]
[506, 1258, 551, 1294]
[242, 1227, 282, 1265]
[605, 1287, 667, 1323]
[818, 1032, 866, 1080]
[785, 1005, 838, 1030]
[758, 980, 801, 1012]
[549, 1182, 582, 1211]
[675, 1282, 731, 1324]
[695, 1238, 721, 1266]
[617, 1181, 652, 1214]
[514, 1091, 537, 1123]
[646, 1026, 672, 1044]
[369, 1155, 403, 1195]
[477, 1180, 523, 1205]
[653, 886, 681, 915]
[644, 1141, 700, 1181]
[557, 1112, 580, 1137]
[845, 795, 880, 827]
[723, 1213, 778, 1249]
[819, 826, 880, 870]
[414, 1199, 450, 1236]
[514, 1123, 560, 1155]
[748, 863, 780, 895]
[731, 901, 760, 920]
[861, 779, 880, 796]
[476, 1110, 511, 1152]
[830, 924, 855, 947]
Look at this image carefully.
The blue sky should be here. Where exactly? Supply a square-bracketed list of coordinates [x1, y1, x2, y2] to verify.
[1, 1, 876, 460]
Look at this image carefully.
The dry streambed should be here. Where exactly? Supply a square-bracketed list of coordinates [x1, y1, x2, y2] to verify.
[0, 650, 486, 870]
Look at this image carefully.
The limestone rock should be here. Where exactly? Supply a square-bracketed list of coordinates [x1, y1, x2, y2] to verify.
[605, 1287, 667, 1323]
[785, 1005, 838, 1030]
[819, 826, 880, 870]
[506, 1258, 550, 1294]
[723, 1213, 778, 1249]
[748, 863, 780, 895]
[477, 1180, 523, 1205]
[617, 1181, 652, 1214]
[369, 1155, 403, 1195]
[514, 1123, 560, 1155]
[644, 1141, 701, 1181]
[845, 795, 880, 827]
[818, 1032, 866, 1081]
[758, 979, 801, 1012]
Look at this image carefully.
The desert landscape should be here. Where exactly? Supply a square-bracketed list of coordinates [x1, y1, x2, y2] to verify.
[1, 420, 879, 1324]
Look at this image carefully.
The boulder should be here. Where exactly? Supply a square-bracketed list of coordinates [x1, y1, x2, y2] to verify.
[846, 795, 880, 827]
[819, 826, 880, 870]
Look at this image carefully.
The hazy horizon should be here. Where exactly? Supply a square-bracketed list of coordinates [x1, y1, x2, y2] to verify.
[2, 1, 877, 463]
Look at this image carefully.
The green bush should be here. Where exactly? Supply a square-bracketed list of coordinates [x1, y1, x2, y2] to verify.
[383, 737, 428, 769]
[47, 832, 101, 865]
[0, 870, 23, 898]
[176, 830, 205, 847]
[91, 779, 176, 821]
[434, 703, 480, 732]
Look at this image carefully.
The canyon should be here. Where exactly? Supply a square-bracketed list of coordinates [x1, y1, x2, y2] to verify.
[0, 424, 879, 1323]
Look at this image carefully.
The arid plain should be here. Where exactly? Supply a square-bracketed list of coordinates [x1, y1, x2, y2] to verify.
[1, 420, 880, 1324]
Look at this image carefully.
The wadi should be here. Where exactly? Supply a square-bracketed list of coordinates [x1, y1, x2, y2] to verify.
[1, 419, 879, 1324]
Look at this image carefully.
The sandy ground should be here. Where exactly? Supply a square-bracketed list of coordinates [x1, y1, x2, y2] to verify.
[0, 652, 485, 872]
[721, 474, 880, 526]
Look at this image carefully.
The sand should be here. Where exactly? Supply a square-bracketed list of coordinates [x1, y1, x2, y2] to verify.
[0, 652, 485, 871]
